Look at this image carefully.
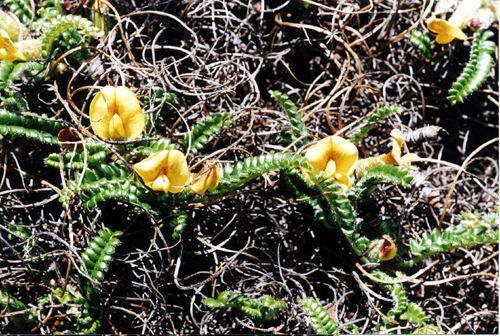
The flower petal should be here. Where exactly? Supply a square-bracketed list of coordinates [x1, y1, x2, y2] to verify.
[192, 164, 219, 195]
[165, 150, 190, 193]
[109, 113, 125, 139]
[427, 16, 467, 44]
[151, 175, 171, 193]
[134, 151, 169, 187]
[0, 11, 22, 42]
[0, 29, 25, 61]
[89, 86, 116, 139]
[328, 136, 358, 177]
[305, 135, 358, 176]
[115, 86, 144, 140]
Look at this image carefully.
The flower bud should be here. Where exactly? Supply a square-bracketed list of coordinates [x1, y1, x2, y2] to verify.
[367, 235, 397, 262]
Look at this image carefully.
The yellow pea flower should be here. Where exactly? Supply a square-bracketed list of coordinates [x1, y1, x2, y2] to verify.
[426, 16, 468, 44]
[304, 135, 358, 189]
[134, 150, 190, 194]
[356, 130, 419, 174]
[427, 0, 483, 44]
[89, 86, 145, 140]
[368, 235, 397, 261]
[0, 29, 26, 61]
[191, 163, 220, 195]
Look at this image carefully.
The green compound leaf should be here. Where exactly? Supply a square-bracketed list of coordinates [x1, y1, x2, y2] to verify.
[167, 209, 187, 239]
[45, 150, 109, 170]
[279, 169, 336, 230]
[311, 174, 358, 237]
[8, 61, 45, 83]
[300, 297, 339, 335]
[4, 0, 33, 24]
[3, 90, 29, 112]
[76, 308, 103, 334]
[399, 302, 429, 326]
[39, 14, 100, 58]
[410, 30, 433, 60]
[354, 164, 413, 195]
[404, 225, 498, 266]
[269, 90, 309, 151]
[209, 152, 311, 196]
[129, 137, 177, 157]
[347, 105, 405, 145]
[0, 61, 15, 90]
[0, 290, 37, 329]
[371, 269, 408, 320]
[0, 109, 62, 145]
[45, 139, 110, 170]
[81, 228, 121, 282]
[179, 111, 234, 154]
[203, 291, 286, 321]
[448, 30, 495, 105]
[56, 28, 92, 64]
[397, 210, 499, 268]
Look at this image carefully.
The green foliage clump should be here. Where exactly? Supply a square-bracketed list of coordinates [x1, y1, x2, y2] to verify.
[347, 105, 405, 145]
[0, 290, 37, 330]
[179, 111, 234, 154]
[448, 31, 496, 105]
[0, 109, 62, 145]
[4, 0, 33, 24]
[81, 228, 122, 282]
[410, 30, 433, 60]
[300, 297, 339, 334]
[211, 152, 311, 196]
[270, 90, 309, 150]
[204, 291, 286, 321]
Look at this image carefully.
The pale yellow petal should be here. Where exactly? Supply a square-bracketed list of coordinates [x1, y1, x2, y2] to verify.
[328, 136, 358, 177]
[165, 150, 190, 193]
[89, 87, 116, 139]
[109, 113, 125, 140]
[0, 11, 22, 42]
[192, 164, 219, 195]
[402, 153, 420, 163]
[206, 166, 220, 191]
[355, 156, 383, 174]
[0, 29, 25, 61]
[15, 39, 42, 60]
[324, 160, 337, 177]
[305, 140, 332, 174]
[134, 151, 170, 187]
[115, 86, 144, 139]
[151, 175, 170, 193]
[333, 171, 353, 190]
[427, 16, 467, 44]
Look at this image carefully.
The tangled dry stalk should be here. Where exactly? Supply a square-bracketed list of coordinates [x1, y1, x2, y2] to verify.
[0, 0, 498, 334]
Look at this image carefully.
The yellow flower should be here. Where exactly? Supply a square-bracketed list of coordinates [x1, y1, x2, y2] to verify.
[134, 150, 190, 194]
[0, 29, 26, 61]
[305, 135, 358, 189]
[191, 163, 220, 195]
[427, 16, 468, 44]
[89, 86, 145, 140]
[356, 130, 419, 174]
[368, 235, 397, 261]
